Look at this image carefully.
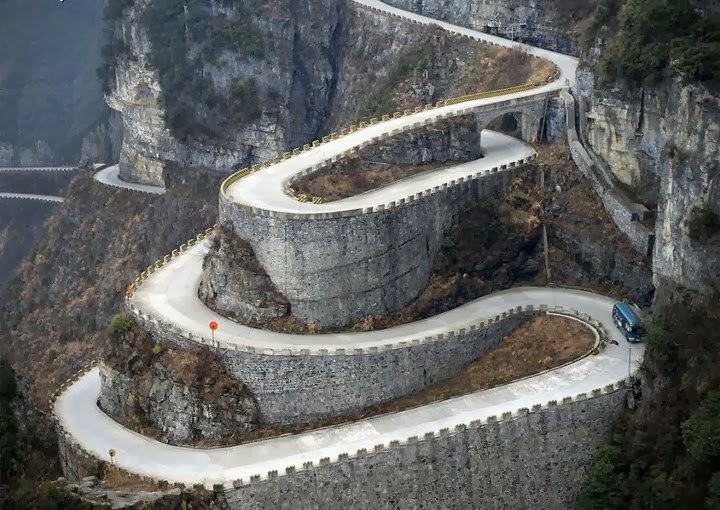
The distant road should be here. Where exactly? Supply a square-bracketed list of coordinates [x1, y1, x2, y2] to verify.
[0, 192, 64, 203]
[0, 166, 76, 172]
[94, 165, 166, 195]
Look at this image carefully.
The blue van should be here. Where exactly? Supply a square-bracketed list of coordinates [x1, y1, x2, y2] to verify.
[612, 302, 645, 343]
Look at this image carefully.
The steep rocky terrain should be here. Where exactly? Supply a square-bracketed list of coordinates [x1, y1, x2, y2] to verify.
[0, 202, 54, 291]
[576, 0, 720, 302]
[573, 2, 720, 508]
[104, 0, 551, 185]
[0, 171, 75, 290]
[0, 166, 220, 408]
[100, 317, 258, 446]
[383, 0, 601, 54]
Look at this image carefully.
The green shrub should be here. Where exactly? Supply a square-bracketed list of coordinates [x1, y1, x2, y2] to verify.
[579, 295, 720, 508]
[683, 390, 720, 465]
[357, 39, 435, 118]
[707, 473, 720, 509]
[109, 314, 134, 336]
[600, 0, 720, 84]
[139, 0, 265, 140]
[687, 206, 720, 241]
[104, 0, 134, 21]
[210, 17, 264, 57]
[227, 78, 261, 125]
[0, 361, 23, 482]
[577, 440, 626, 510]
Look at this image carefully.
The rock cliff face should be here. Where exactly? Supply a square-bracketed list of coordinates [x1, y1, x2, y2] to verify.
[100, 325, 258, 446]
[578, 60, 720, 295]
[79, 111, 124, 167]
[382, 0, 598, 54]
[107, 0, 545, 185]
[198, 225, 289, 326]
[108, 0, 345, 185]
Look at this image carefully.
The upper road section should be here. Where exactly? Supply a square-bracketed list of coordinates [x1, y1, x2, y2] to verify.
[223, 0, 578, 215]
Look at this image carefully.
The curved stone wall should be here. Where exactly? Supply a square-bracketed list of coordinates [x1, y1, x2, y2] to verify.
[220, 156, 532, 328]
[129, 303, 597, 425]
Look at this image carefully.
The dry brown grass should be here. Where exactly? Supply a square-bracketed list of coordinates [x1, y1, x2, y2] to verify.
[455, 47, 558, 95]
[100, 465, 162, 492]
[293, 157, 456, 202]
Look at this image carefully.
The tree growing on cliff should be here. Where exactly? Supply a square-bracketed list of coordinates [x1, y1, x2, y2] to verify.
[578, 294, 720, 509]
[599, 0, 720, 84]
[0, 360, 23, 483]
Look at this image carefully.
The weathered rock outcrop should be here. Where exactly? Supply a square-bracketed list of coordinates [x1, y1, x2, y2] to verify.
[106, 0, 546, 185]
[100, 324, 258, 446]
[198, 225, 289, 326]
[577, 62, 720, 295]
[382, 0, 597, 55]
[107, 0, 344, 185]
[80, 111, 124, 167]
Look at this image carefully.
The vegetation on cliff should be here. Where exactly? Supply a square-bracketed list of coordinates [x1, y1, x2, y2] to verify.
[0, 361, 23, 484]
[356, 30, 557, 120]
[0, 164, 220, 431]
[579, 295, 720, 509]
[102, 314, 258, 446]
[598, 0, 720, 84]
[141, 0, 264, 141]
[100, 0, 266, 139]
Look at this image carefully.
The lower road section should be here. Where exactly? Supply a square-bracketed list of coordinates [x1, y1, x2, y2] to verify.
[55, 286, 643, 487]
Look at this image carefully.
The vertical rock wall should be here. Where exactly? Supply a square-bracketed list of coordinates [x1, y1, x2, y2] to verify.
[108, 0, 344, 185]
[381, 0, 591, 55]
[218, 120, 531, 327]
[578, 71, 720, 295]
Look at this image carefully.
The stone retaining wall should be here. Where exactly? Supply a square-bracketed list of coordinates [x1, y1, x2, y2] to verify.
[57, 425, 105, 482]
[128, 303, 601, 426]
[220, 385, 628, 509]
[563, 90, 655, 256]
[221, 159, 533, 327]
[132, 305, 533, 424]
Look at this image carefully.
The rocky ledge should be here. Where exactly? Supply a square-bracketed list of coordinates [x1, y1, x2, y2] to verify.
[99, 317, 258, 446]
[198, 224, 290, 327]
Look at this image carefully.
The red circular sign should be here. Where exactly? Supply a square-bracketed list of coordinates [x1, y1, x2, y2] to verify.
[209, 321, 219, 331]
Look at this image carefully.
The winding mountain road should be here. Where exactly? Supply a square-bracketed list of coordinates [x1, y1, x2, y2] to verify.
[53, 0, 643, 490]
[94, 165, 166, 195]
[58, 295, 641, 487]
[0, 165, 76, 203]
